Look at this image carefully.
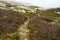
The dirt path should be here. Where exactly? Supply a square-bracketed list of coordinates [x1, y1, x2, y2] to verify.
[18, 19, 30, 40]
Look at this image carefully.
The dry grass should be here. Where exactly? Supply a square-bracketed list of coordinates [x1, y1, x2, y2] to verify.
[0, 9, 27, 40]
[28, 14, 60, 40]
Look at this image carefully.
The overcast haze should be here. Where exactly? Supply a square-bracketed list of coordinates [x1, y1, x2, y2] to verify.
[3, 0, 60, 8]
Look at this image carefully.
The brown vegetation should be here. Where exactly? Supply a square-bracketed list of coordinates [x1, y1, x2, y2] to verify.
[28, 14, 60, 40]
[0, 9, 27, 35]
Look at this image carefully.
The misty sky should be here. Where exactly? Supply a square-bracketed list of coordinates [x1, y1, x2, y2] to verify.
[3, 0, 60, 8]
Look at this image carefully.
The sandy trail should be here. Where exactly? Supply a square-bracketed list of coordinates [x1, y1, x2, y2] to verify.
[18, 19, 30, 40]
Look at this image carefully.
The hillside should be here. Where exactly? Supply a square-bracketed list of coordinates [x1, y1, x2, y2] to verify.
[0, 1, 60, 40]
